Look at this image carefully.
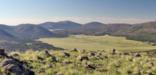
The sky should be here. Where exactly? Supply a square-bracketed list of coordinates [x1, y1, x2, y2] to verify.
[0, 0, 156, 25]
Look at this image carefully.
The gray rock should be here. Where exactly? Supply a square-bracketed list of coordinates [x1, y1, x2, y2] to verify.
[77, 55, 89, 61]
[84, 64, 96, 70]
[123, 52, 130, 55]
[88, 51, 96, 56]
[62, 52, 70, 57]
[1, 58, 34, 75]
[1, 59, 19, 67]
[0, 49, 7, 57]
[51, 56, 58, 62]
[4, 64, 23, 75]
[112, 48, 116, 55]
[62, 60, 72, 65]
[134, 53, 141, 57]
[44, 50, 51, 57]
[71, 48, 79, 52]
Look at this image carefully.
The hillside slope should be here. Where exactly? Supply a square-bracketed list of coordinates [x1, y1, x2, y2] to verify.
[53, 21, 156, 43]
[0, 24, 64, 51]
[14, 24, 56, 40]
[39, 21, 81, 30]
[1, 48, 156, 75]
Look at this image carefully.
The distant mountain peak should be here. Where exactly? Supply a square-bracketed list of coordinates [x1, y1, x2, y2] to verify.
[18, 24, 37, 26]
[140, 21, 156, 25]
[58, 20, 76, 23]
[39, 21, 82, 30]
[85, 22, 105, 25]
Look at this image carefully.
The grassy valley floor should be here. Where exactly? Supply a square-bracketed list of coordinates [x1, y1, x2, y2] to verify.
[39, 35, 156, 51]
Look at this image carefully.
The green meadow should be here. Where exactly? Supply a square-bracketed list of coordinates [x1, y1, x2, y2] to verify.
[39, 35, 156, 51]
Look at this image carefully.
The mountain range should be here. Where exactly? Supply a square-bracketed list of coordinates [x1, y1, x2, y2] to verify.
[1, 21, 156, 51]
[47, 21, 156, 43]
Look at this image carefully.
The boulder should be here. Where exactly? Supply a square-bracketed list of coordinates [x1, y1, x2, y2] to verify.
[44, 50, 51, 57]
[0, 49, 7, 57]
[71, 48, 79, 52]
[1, 59, 19, 67]
[37, 56, 44, 61]
[62, 52, 70, 57]
[84, 64, 96, 70]
[112, 48, 116, 55]
[4, 64, 23, 75]
[62, 60, 72, 65]
[56, 72, 64, 75]
[51, 56, 58, 62]
[1, 58, 34, 75]
[77, 55, 89, 61]
[123, 52, 130, 55]
[47, 63, 53, 68]
[9, 52, 20, 57]
[134, 53, 141, 57]
[88, 51, 96, 56]
[83, 61, 96, 70]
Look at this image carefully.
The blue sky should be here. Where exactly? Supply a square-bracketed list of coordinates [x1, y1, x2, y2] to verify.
[0, 0, 156, 25]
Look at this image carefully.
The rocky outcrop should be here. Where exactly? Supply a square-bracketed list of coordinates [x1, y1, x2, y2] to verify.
[0, 49, 34, 75]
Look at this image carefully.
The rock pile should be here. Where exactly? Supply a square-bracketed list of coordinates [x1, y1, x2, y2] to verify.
[0, 49, 34, 75]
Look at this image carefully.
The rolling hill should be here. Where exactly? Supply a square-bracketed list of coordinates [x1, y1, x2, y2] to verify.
[118, 22, 156, 42]
[39, 21, 82, 30]
[1, 21, 156, 42]
[0, 21, 156, 51]
[52, 21, 156, 43]
[14, 24, 56, 40]
[0, 24, 64, 51]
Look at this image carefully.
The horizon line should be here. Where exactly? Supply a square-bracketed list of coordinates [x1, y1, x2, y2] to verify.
[0, 17, 155, 26]
[0, 20, 156, 26]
